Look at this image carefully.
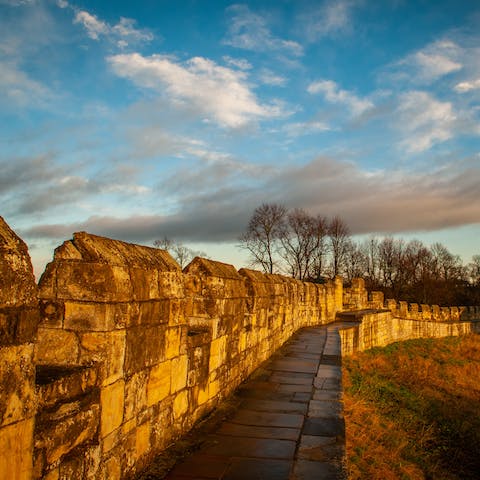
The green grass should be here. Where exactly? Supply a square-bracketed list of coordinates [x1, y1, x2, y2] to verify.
[343, 334, 480, 480]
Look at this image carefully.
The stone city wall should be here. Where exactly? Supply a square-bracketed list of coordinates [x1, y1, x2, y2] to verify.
[1, 216, 478, 479]
[0, 219, 344, 480]
[340, 277, 480, 355]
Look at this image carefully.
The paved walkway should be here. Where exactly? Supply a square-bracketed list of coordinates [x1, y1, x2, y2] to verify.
[165, 323, 347, 480]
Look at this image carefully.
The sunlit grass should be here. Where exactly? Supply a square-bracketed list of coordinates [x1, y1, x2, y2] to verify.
[343, 335, 480, 479]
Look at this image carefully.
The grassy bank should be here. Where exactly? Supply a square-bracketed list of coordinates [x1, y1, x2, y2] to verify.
[342, 334, 480, 479]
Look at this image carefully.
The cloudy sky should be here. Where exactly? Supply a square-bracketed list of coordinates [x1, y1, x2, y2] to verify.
[1, 0, 480, 276]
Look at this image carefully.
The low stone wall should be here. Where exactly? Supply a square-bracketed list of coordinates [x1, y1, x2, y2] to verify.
[33, 231, 344, 479]
[339, 310, 480, 355]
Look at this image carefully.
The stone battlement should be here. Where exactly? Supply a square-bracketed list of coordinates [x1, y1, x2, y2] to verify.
[0, 217, 478, 479]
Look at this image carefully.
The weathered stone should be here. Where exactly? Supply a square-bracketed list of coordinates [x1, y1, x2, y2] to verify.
[34, 393, 100, 465]
[171, 354, 188, 393]
[125, 325, 166, 375]
[0, 417, 34, 480]
[147, 360, 171, 407]
[79, 330, 126, 386]
[35, 327, 79, 365]
[100, 379, 124, 437]
[123, 370, 148, 421]
[36, 364, 98, 410]
[0, 343, 36, 426]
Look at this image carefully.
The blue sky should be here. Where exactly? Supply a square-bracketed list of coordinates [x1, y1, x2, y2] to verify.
[1, 0, 479, 276]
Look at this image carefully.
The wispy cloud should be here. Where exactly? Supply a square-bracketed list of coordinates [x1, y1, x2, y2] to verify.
[259, 68, 287, 86]
[282, 121, 331, 138]
[0, 60, 52, 107]
[222, 55, 252, 70]
[67, 4, 153, 47]
[108, 53, 284, 128]
[455, 78, 480, 93]
[307, 79, 373, 116]
[385, 39, 463, 85]
[224, 4, 303, 57]
[395, 91, 457, 153]
[299, 0, 357, 41]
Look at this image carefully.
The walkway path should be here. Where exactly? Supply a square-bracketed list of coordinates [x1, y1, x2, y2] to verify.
[164, 323, 348, 480]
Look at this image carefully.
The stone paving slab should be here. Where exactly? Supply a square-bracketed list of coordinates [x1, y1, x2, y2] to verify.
[230, 410, 304, 429]
[163, 324, 347, 480]
[223, 458, 291, 480]
[217, 423, 301, 441]
[202, 435, 297, 459]
[240, 399, 309, 414]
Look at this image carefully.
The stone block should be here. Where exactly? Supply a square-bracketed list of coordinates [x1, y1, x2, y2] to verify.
[100, 379, 125, 438]
[135, 422, 151, 459]
[79, 330, 126, 386]
[158, 271, 185, 299]
[35, 327, 79, 365]
[0, 343, 35, 427]
[55, 263, 132, 302]
[124, 370, 148, 421]
[209, 335, 226, 372]
[0, 217, 38, 307]
[130, 267, 159, 301]
[64, 302, 114, 331]
[147, 360, 171, 407]
[173, 390, 189, 419]
[171, 355, 188, 393]
[165, 327, 181, 359]
[0, 306, 39, 346]
[0, 417, 34, 480]
[125, 325, 166, 375]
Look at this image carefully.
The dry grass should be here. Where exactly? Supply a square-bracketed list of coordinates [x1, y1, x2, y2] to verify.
[343, 334, 480, 480]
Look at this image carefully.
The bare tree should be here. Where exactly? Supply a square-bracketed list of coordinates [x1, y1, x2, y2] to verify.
[344, 240, 367, 283]
[278, 208, 319, 280]
[468, 255, 480, 286]
[360, 236, 381, 288]
[154, 236, 207, 269]
[239, 203, 287, 274]
[308, 215, 329, 281]
[328, 215, 350, 277]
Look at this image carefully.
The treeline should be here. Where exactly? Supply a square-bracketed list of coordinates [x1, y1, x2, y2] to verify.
[239, 203, 480, 306]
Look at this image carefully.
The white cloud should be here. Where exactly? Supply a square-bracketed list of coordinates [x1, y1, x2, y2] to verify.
[455, 78, 480, 93]
[283, 121, 331, 137]
[223, 56, 252, 70]
[414, 51, 462, 79]
[300, 0, 356, 41]
[73, 8, 153, 46]
[307, 79, 373, 116]
[108, 53, 284, 128]
[259, 68, 287, 86]
[396, 91, 457, 153]
[73, 10, 108, 40]
[224, 4, 303, 56]
[387, 39, 463, 84]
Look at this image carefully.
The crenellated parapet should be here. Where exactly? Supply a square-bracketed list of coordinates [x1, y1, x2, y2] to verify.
[384, 299, 480, 322]
[343, 277, 385, 310]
